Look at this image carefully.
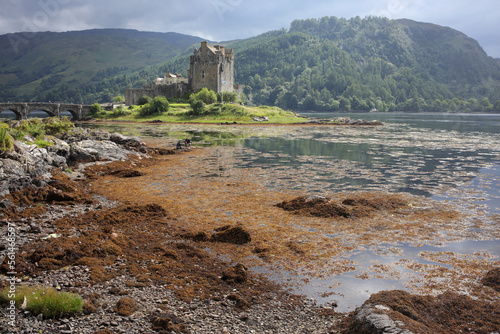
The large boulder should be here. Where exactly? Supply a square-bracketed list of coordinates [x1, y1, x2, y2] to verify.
[69, 140, 133, 163]
[109, 132, 146, 151]
[0, 159, 32, 196]
[210, 225, 251, 245]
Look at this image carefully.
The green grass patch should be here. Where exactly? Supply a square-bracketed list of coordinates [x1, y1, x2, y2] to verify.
[34, 138, 54, 148]
[0, 124, 14, 151]
[99, 103, 307, 124]
[0, 285, 83, 319]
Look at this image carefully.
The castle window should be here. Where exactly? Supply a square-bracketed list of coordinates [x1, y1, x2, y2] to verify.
[202, 71, 205, 79]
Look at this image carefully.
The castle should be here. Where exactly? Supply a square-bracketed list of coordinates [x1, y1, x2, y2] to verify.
[125, 41, 238, 105]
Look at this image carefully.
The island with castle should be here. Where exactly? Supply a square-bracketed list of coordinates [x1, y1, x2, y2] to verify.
[125, 41, 242, 106]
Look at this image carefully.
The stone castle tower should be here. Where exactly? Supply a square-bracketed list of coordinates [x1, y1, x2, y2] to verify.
[125, 41, 237, 105]
[188, 41, 234, 93]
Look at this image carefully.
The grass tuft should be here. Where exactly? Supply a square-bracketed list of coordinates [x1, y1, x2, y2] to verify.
[0, 285, 83, 319]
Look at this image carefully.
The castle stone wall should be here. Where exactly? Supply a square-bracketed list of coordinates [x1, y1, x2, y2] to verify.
[125, 83, 190, 105]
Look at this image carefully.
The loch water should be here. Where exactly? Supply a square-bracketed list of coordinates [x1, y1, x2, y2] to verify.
[82, 112, 500, 311]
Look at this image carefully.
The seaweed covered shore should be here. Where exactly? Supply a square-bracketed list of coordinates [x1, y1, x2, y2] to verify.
[0, 123, 499, 333]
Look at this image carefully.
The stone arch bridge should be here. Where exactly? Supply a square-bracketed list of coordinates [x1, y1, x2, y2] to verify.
[0, 102, 101, 120]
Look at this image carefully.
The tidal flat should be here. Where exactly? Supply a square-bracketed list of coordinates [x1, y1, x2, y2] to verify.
[82, 113, 500, 312]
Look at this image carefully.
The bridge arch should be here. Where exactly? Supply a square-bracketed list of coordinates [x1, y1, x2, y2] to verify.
[27, 108, 56, 118]
[60, 108, 78, 120]
[0, 108, 22, 120]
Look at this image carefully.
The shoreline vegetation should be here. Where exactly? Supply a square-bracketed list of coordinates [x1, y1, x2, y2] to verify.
[88, 102, 385, 126]
[91, 102, 313, 124]
[87, 93, 382, 125]
[0, 118, 499, 333]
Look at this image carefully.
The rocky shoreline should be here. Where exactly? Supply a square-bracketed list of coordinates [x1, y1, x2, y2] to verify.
[1, 124, 499, 333]
[0, 126, 342, 333]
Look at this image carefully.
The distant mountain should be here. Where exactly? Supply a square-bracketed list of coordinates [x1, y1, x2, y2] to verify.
[1, 18, 499, 112]
[0, 29, 205, 102]
[227, 17, 500, 111]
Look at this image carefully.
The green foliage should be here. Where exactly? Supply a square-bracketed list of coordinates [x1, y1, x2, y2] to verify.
[20, 119, 46, 138]
[111, 106, 130, 117]
[34, 138, 54, 148]
[113, 95, 125, 103]
[0, 285, 83, 319]
[217, 91, 238, 103]
[0, 118, 74, 148]
[189, 99, 207, 116]
[189, 88, 219, 115]
[42, 117, 74, 135]
[191, 88, 217, 105]
[2, 18, 499, 112]
[0, 29, 204, 104]
[90, 103, 102, 114]
[139, 97, 170, 116]
[138, 95, 152, 105]
[0, 124, 14, 151]
[228, 17, 500, 112]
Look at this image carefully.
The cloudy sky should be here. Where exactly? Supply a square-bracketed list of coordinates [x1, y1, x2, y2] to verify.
[1, 0, 499, 57]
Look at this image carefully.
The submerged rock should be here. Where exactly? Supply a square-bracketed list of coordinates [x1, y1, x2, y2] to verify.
[481, 267, 500, 292]
[210, 225, 251, 245]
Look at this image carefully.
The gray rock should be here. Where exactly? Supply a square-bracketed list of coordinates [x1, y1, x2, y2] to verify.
[353, 303, 413, 334]
[69, 141, 100, 163]
[70, 140, 133, 163]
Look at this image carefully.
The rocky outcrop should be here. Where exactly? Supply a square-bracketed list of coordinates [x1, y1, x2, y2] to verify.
[349, 303, 413, 334]
[341, 290, 500, 334]
[0, 128, 146, 196]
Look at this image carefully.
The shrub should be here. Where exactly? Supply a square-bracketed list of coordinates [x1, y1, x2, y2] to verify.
[191, 88, 217, 105]
[189, 99, 207, 116]
[20, 119, 45, 138]
[111, 106, 129, 117]
[90, 103, 102, 114]
[0, 285, 83, 319]
[139, 97, 170, 116]
[217, 91, 237, 103]
[113, 95, 125, 103]
[43, 117, 74, 135]
[138, 95, 152, 106]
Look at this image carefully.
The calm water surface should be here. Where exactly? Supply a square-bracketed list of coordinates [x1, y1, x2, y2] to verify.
[83, 112, 500, 311]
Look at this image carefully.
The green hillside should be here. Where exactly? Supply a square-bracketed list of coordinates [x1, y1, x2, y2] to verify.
[227, 17, 500, 112]
[0, 29, 204, 102]
[1, 17, 500, 112]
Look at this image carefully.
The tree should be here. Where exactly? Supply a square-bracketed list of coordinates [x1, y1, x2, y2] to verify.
[113, 95, 125, 103]
[189, 99, 206, 115]
[493, 100, 500, 112]
[138, 95, 152, 106]
[139, 97, 169, 116]
[339, 96, 351, 111]
[90, 103, 102, 114]
[191, 88, 217, 105]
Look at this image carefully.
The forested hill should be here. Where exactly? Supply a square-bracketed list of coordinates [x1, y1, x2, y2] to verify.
[1, 16, 499, 112]
[229, 16, 500, 112]
[0, 29, 204, 103]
